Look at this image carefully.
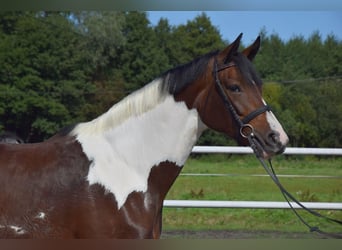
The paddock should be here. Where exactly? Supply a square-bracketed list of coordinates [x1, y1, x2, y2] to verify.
[162, 146, 342, 238]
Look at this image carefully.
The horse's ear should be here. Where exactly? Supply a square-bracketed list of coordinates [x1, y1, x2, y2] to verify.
[218, 33, 243, 64]
[242, 36, 260, 61]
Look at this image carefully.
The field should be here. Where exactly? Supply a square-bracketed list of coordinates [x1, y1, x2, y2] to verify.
[161, 154, 342, 238]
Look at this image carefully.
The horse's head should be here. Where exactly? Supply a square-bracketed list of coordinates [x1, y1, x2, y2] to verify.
[196, 34, 288, 159]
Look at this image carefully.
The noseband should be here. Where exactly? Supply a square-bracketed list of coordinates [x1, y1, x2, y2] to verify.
[213, 59, 271, 139]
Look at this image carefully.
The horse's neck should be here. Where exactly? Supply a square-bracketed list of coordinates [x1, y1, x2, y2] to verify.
[72, 80, 206, 208]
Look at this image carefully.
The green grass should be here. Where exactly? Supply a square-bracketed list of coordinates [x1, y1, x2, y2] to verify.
[162, 154, 342, 234]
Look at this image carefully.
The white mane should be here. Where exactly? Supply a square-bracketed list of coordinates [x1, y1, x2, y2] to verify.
[71, 78, 166, 136]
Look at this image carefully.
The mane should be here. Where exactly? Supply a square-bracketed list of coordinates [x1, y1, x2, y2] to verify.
[0, 131, 24, 144]
[71, 78, 167, 136]
[71, 51, 218, 136]
[161, 50, 219, 95]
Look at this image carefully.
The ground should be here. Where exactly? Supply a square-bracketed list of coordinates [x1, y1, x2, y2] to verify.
[161, 230, 338, 239]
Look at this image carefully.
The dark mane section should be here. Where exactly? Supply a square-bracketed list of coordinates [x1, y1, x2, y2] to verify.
[0, 131, 24, 144]
[162, 50, 219, 95]
[232, 52, 263, 86]
[52, 124, 77, 138]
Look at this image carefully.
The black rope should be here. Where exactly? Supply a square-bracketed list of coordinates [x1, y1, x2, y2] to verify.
[247, 135, 342, 238]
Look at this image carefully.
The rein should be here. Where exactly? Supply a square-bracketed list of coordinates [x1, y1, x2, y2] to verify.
[250, 137, 342, 239]
[213, 59, 342, 238]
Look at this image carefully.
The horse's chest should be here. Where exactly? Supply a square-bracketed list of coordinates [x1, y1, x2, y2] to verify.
[75, 97, 201, 209]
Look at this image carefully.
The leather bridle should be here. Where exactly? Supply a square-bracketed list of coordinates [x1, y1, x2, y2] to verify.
[213, 59, 271, 142]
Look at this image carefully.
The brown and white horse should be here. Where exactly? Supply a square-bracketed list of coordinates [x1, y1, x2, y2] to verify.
[0, 34, 288, 238]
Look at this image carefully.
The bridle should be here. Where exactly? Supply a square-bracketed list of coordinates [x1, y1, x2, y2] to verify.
[213, 58, 342, 238]
[213, 59, 271, 146]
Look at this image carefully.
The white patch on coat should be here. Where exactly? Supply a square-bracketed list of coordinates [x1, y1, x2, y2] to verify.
[9, 225, 26, 235]
[35, 212, 46, 219]
[72, 79, 206, 209]
[262, 99, 289, 145]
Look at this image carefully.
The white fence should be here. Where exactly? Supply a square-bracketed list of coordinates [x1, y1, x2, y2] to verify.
[163, 200, 342, 210]
[163, 147, 342, 210]
[191, 146, 342, 156]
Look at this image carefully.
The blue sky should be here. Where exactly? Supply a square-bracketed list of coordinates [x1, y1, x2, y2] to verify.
[147, 11, 341, 44]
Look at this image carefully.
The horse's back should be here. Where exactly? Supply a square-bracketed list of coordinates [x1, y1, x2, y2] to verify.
[0, 136, 94, 238]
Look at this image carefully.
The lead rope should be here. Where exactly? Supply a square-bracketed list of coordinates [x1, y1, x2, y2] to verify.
[246, 135, 342, 238]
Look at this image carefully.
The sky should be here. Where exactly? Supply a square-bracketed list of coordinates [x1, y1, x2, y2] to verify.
[147, 11, 341, 45]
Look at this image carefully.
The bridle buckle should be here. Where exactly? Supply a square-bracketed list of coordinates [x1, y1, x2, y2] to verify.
[240, 124, 255, 138]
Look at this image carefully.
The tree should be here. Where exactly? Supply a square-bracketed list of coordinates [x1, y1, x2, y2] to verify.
[262, 82, 284, 113]
[312, 80, 342, 147]
[322, 34, 342, 77]
[279, 83, 319, 147]
[153, 17, 173, 70]
[281, 35, 309, 80]
[168, 12, 224, 66]
[0, 12, 94, 142]
[118, 12, 170, 92]
[1, 12, 340, 147]
[70, 11, 128, 119]
[72, 11, 126, 75]
[254, 31, 285, 81]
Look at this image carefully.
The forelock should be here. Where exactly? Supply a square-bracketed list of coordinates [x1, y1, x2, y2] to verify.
[232, 53, 262, 86]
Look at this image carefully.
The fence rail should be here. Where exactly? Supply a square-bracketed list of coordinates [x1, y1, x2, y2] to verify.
[163, 200, 342, 210]
[191, 146, 342, 156]
[164, 146, 342, 210]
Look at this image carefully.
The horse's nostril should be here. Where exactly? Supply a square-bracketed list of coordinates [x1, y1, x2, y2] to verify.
[267, 131, 280, 145]
[265, 130, 286, 154]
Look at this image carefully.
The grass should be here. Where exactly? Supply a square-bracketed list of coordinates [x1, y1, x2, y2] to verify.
[162, 154, 342, 235]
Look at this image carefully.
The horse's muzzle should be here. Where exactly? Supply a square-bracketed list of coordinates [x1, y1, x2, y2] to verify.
[254, 130, 288, 159]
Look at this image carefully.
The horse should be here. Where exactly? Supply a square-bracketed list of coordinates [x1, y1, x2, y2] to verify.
[0, 34, 288, 238]
[0, 131, 24, 144]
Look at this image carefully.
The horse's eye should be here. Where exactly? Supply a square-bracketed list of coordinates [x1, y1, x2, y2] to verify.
[227, 84, 241, 93]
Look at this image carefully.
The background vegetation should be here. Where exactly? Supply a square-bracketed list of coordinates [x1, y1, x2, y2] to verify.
[0, 11, 341, 147]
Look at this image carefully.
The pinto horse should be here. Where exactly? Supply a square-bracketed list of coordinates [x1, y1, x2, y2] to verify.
[0, 34, 288, 238]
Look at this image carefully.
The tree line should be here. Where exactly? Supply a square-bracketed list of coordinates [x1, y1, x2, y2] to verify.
[0, 11, 341, 147]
